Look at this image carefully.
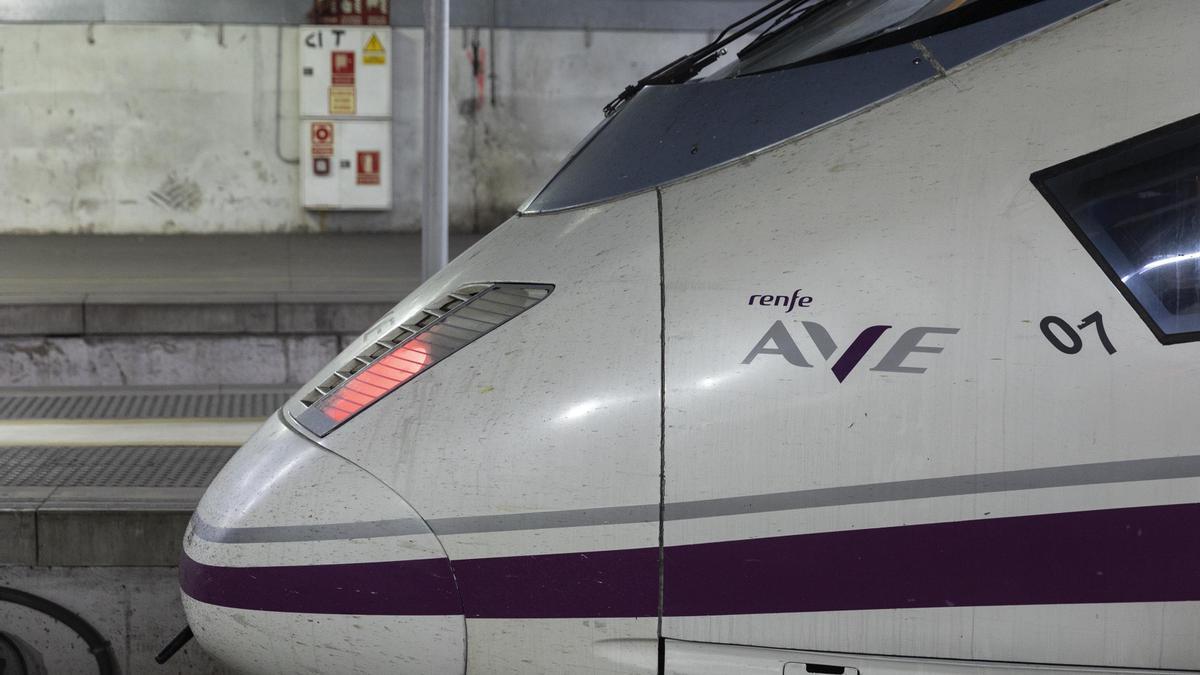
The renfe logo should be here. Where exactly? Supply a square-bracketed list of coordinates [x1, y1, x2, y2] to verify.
[749, 289, 813, 313]
[742, 321, 958, 382]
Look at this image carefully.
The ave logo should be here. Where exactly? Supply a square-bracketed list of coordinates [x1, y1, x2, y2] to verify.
[742, 321, 959, 382]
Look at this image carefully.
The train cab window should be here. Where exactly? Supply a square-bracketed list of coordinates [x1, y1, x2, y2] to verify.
[1032, 114, 1200, 344]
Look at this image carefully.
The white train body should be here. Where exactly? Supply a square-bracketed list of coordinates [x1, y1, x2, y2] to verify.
[180, 0, 1200, 672]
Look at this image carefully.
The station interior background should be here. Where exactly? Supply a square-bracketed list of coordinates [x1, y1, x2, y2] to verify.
[0, 1, 754, 672]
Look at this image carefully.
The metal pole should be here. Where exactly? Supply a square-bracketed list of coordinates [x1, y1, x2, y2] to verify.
[422, 0, 450, 281]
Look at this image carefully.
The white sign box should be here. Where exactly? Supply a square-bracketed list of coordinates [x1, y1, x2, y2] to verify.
[299, 26, 392, 118]
[301, 119, 391, 210]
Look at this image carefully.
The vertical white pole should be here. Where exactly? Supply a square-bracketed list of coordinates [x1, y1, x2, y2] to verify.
[422, 0, 450, 280]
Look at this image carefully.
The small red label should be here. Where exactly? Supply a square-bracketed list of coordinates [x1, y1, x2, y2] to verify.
[310, 122, 334, 157]
[313, 0, 389, 25]
[363, 0, 389, 24]
[356, 151, 381, 185]
[331, 51, 355, 85]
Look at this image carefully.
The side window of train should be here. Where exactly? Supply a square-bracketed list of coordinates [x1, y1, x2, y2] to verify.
[1032, 113, 1200, 345]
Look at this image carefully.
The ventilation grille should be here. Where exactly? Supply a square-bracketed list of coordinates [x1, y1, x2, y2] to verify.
[295, 283, 553, 436]
[298, 283, 489, 407]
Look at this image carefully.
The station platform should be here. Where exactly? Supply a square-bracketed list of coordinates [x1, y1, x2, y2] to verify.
[0, 386, 282, 567]
[0, 233, 480, 300]
[0, 234, 481, 387]
[0, 387, 259, 671]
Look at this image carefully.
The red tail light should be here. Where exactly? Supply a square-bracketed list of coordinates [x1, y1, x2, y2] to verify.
[295, 283, 552, 436]
[318, 341, 430, 423]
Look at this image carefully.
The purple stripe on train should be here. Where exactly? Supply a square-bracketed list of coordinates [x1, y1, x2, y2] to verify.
[664, 501, 1200, 615]
[181, 503, 1200, 618]
[179, 555, 463, 616]
[180, 546, 659, 618]
[455, 546, 659, 618]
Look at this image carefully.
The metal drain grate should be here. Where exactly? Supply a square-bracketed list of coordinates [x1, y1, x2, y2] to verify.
[0, 446, 235, 487]
[0, 391, 290, 420]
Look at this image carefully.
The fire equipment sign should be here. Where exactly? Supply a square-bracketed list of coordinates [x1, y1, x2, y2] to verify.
[357, 151, 381, 185]
[329, 51, 357, 114]
[331, 51, 355, 85]
[311, 122, 334, 157]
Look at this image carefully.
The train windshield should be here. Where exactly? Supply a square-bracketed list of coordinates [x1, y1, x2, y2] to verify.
[602, 0, 991, 115]
[527, 0, 1100, 213]
[719, 0, 986, 78]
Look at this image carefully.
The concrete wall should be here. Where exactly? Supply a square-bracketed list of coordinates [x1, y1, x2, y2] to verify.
[0, 566, 233, 674]
[0, 24, 705, 234]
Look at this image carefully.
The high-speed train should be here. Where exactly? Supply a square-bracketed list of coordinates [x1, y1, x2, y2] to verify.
[179, 0, 1200, 672]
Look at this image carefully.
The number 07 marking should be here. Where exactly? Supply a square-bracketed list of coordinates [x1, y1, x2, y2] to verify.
[1040, 311, 1117, 355]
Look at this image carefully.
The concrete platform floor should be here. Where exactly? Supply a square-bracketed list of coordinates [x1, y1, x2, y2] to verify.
[0, 387, 263, 567]
[0, 389, 263, 655]
[0, 388, 250, 672]
[0, 233, 481, 298]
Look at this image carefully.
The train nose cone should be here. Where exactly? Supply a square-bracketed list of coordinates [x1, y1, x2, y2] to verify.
[179, 415, 465, 675]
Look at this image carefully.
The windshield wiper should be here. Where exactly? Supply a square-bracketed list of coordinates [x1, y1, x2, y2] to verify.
[736, 0, 831, 59]
[602, 0, 830, 117]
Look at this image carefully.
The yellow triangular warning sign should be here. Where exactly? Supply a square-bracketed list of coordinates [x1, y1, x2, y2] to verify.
[363, 33, 386, 64]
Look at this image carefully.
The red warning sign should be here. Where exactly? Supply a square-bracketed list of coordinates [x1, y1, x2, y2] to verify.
[310, 122, 334, 157]
[331, 51, 355, 85]
[356, 151, 380, 185]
